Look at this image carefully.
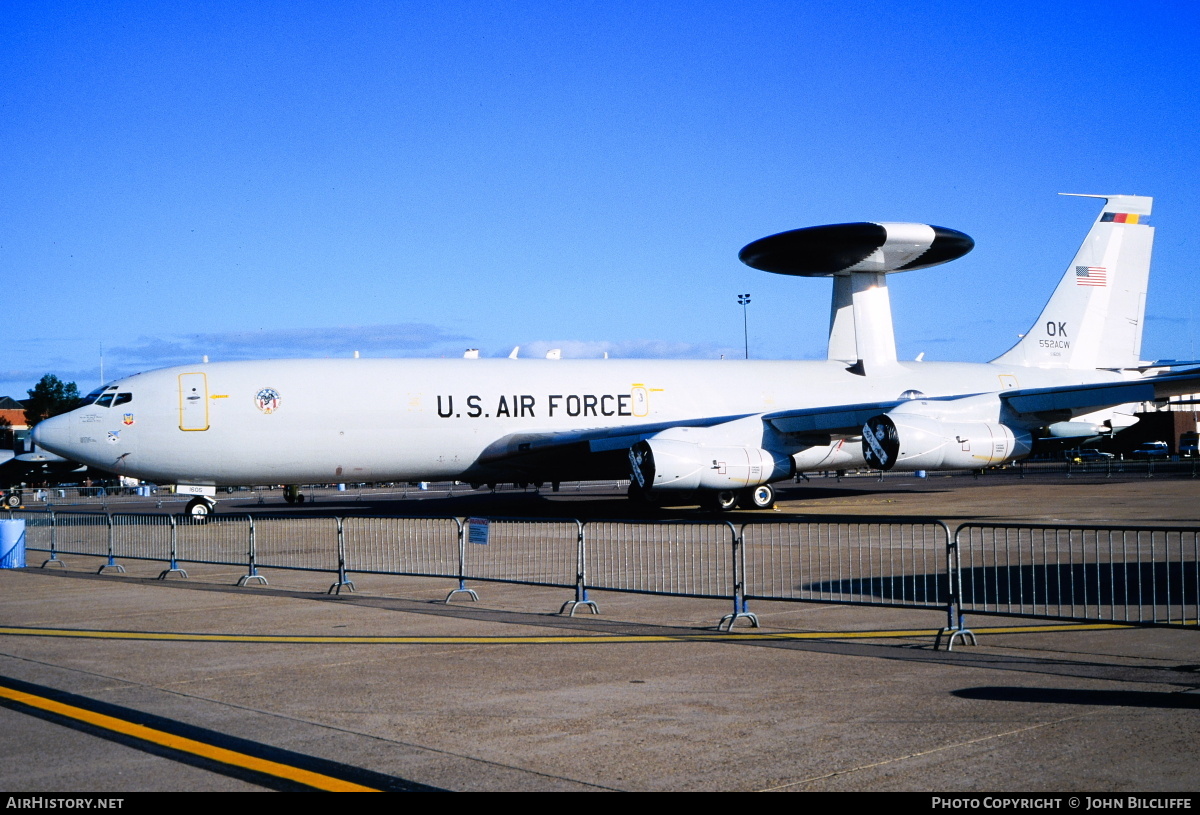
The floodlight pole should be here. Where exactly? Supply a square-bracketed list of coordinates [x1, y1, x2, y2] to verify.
[737, 293, 750, 359]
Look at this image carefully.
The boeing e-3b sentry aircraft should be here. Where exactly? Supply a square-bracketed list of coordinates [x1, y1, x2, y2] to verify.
[33, 194, 1200, 516]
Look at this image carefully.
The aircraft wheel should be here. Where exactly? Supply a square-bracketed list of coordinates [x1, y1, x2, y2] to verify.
[184, 497, 212, 521]
[4, 492, 21, 508]
[626, 483, 660, 511]
[738, 484, 776, 510]
[701, 490, 738, 511]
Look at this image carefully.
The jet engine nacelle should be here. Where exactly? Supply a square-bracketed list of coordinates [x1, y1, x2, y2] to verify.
[629, 438, 793, 492]
[861, 412, 1033, 471]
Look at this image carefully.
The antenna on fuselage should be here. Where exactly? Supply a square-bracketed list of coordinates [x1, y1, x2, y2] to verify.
[738, 222, 973, 375]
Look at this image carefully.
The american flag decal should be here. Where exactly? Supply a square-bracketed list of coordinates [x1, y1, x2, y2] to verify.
[1075, 266, 1107, 287]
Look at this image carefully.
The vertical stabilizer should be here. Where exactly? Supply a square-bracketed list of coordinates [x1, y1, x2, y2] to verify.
[992, 194, 1154, 370]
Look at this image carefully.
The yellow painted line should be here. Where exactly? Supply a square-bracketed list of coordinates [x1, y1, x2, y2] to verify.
[0, 683, 377, 792]
[0, 626, 763, 644]
[0, 622, 1154, 644]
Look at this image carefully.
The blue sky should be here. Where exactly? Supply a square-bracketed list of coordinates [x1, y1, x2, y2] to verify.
[3, 1, 1198, 400]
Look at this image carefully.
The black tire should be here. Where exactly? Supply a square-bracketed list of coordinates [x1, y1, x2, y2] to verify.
[3, 492, 21, 509]
[184, 497, 211, 520]
[738, 484, 776, 510]
[701, 490, 738, 511]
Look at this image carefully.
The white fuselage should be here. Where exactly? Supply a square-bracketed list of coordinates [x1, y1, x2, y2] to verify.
[33, 357, 1117, 487]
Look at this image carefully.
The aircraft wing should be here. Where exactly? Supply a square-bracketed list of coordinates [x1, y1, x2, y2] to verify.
[475, 412, 756, 465]
[763, 400, 913, 436]
[760, 367, 1200, 438]
[479, 367, 1200, 468]
[1000, 368, 1200, 415]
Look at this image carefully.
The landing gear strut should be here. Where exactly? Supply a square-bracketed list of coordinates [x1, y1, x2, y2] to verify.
[283, 485, 305, 504]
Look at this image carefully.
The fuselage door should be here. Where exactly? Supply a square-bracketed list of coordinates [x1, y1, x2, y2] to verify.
[179, 373, 210, 431]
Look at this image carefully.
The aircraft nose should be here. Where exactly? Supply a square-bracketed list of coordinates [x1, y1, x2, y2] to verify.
[31, 412, 73, 458]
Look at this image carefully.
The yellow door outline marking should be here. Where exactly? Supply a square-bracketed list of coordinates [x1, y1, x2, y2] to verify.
[178, 372, 210, 431]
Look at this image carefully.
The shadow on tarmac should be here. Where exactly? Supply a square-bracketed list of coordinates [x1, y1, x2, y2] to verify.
[953, 686, 1200, 709]
[806, 560, 1199, 607]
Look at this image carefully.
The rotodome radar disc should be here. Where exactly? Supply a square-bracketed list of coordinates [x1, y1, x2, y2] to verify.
[739, 222, 974, 276]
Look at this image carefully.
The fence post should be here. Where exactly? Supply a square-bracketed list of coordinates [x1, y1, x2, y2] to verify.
[158, 514, 187, 579]
[936, 523, 976, 651]
[238, 514, 268, 586]
[560, 519, 598, 616]
[719, 521, 758, 631]
[328, 517, 355, 594]
[445, 517, 477, 602]
[98, 513, 125, 574]
[40, 510, 65, 569]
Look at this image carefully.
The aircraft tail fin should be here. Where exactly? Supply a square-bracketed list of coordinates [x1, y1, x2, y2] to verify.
[992, 194, 1154, 370]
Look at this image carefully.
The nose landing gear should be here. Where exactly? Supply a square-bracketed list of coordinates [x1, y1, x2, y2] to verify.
[184, 496, 214, 519]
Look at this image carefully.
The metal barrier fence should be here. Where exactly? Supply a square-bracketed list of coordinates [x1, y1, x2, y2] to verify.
[6, 509, 1197, 639]
[583, 520, 738, 598]
[956, 523, 1199, 626]
[463, 518, 580, 589]
[342, 516, 462, 579]
[742, 520, 951, 608]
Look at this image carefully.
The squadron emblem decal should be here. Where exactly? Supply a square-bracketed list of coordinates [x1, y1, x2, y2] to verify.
[122, 413, 135, 426]
[254, 387, 281, 414]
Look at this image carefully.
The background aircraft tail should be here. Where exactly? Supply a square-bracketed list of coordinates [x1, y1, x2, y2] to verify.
[992, 194, 1154, 370]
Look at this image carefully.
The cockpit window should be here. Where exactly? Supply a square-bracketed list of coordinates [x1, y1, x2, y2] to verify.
[82, 386, 131, 408]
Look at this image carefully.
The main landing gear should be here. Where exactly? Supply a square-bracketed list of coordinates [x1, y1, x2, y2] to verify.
[283, 485, 306, 504]
[739, 484, 777, 510]
[700, 484, 776, 512]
